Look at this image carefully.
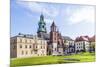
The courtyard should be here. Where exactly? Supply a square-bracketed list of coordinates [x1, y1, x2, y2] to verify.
[10, 52, 95, 67]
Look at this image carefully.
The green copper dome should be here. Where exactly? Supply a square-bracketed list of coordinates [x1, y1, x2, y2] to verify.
[37, 14, 47, 33]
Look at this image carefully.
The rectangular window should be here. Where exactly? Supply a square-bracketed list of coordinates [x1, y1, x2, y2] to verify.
[41, 46, 42, 49]
[34, 51, 37, 54]
[31, 51, 33, 54]
[69, 42, 70, 45]
[26, 51, 28, 55]
[29, 45, 31, 48]
[22, 51, 24, 55]
[55, 37, 56, 40]
[36, 45, 37, 48]
[30, 40, 31, 43]
[25, 45, 27, 48]
[20, 45, 22, 48]
[20, 39, 22, 42]
[25, 40, 27, 43]
[33, 44, 35, 48]
[55, 48, 56, 51]
[13, 45, 16, 49]
[81, 46, 83, 48]
[14, 40, 16, 43]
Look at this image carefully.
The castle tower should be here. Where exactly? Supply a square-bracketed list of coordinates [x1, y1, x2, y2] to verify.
[37, 14, 47, 38]
[50, 21, 58, 55]
[50, 21, 58, 43]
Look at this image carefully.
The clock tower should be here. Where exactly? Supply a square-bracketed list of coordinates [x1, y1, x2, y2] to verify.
[37, 14, 47, 38]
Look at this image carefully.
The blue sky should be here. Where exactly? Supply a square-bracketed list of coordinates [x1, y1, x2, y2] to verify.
[11, 0, 95, 39]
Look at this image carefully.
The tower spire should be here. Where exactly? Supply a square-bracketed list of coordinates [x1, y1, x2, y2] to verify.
[51, 21, 57, 32]
[37, 14, 47, 38]
[40, 13, 44, 21]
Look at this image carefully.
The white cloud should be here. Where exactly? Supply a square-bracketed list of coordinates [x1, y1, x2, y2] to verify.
[68, 6, 95, 25]
[16, 0, 59, 18]
[16, 0, 95, 25]
[45, 19, 53, 24]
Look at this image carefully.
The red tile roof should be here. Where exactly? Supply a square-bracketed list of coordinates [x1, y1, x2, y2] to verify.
[89, 35, 95, 42]
[75, 36, 89, 42]
[75, 35, 95, 42]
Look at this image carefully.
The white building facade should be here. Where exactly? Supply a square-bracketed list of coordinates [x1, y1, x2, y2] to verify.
[75, 41, 90, 52]
[10, 34, 47, 58]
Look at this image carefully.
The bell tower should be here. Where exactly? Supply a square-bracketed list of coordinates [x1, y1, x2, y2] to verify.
[50, 21, 58, 55]
[50, 21, 58, 43]
[37, 14, 47, 38]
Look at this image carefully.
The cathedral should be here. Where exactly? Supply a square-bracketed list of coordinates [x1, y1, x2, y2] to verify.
[10, 14, 94, 58]
[37, 14, 65, 55]
[37, 14, 75, 56]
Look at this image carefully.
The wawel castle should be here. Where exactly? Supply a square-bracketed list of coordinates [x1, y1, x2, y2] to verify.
[10, 14, 95, 58]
